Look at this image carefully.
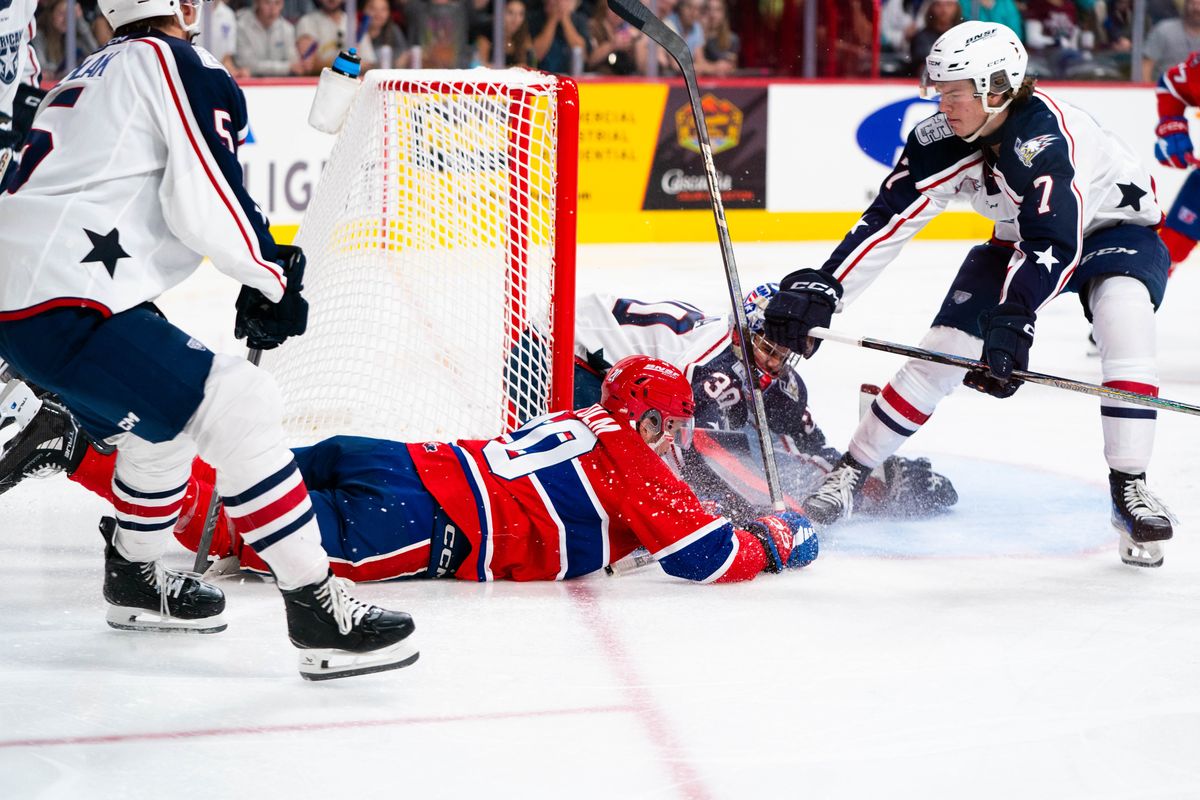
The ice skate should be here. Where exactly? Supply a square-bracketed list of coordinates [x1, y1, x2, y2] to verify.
[101, 517, 228, 633]
[0, 396, 89, 497]
[283, 570, 418, 681]
[1110, 470, 1176, 568]
[803, 452, 872, 525]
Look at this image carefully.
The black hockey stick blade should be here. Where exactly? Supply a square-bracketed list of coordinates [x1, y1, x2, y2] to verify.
[607, 0, 693, 70]
[809, 327, 1200, 416]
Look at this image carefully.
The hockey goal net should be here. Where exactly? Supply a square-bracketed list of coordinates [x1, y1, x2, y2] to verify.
[259, 70, 579, 446]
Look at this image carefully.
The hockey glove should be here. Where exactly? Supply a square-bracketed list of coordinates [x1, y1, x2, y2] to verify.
[1154, 117, 1200, 169]
[764, 269, 842, 358]
[745, 511, 819, 573]
[963, 302, 1035, 399]
[234, 245, 309, 351]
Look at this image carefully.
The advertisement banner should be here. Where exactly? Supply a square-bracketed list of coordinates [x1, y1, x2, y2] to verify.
[642, 86, 768, 210]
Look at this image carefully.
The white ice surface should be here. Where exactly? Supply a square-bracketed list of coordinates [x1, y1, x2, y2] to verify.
[3, 241, 1200, 799]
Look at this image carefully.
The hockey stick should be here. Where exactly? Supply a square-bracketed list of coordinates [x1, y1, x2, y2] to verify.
[192, 347, 262, 574]
[808, 327, 1200, 416]
[606, 0, 785, 511]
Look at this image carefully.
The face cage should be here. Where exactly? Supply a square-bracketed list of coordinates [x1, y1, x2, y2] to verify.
[751, 333, 797, 380]
[640, 408, 694, 450]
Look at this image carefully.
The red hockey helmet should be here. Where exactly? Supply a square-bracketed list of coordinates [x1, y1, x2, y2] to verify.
[601, 355, 695, 451]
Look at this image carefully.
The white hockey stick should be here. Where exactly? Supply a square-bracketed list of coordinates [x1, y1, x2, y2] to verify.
[606, 0, 785, 512]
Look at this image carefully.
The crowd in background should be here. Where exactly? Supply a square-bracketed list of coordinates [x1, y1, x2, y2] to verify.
[26, 0, 1200, 81]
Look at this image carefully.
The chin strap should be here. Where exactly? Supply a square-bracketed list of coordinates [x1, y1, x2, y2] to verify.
[960, 94, 1015, 144]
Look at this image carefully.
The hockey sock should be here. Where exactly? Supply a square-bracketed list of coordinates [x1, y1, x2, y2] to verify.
[1090, 276, 1158, 475]
[110, 438, 195, 564]
[848, 326, 980, 467]
[186, 354, 328, 590]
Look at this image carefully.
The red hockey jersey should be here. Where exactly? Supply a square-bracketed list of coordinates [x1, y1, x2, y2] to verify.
[1158, 52, 1200, 117]
[407, 405, 772, 582]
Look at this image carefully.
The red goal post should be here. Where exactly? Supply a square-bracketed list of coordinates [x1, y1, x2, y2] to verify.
[259, 70, 579, 446]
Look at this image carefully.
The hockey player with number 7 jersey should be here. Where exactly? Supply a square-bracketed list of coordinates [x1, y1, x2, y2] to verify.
[1, 357, 818, 583]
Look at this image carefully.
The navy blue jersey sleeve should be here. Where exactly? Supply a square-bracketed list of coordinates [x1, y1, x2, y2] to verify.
[161, 33, 276, 262]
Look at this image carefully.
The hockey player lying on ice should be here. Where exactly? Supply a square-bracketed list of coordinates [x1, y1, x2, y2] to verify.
[573, 284, 959, 523]
[0, 356, 819, 583]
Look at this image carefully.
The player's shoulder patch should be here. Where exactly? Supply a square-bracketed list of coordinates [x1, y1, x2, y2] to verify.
[1013, 134, 1058, 167]
[911, 112, 956, 146]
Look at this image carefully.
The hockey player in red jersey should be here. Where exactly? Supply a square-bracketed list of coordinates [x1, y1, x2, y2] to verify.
[1151, 50, 1200, 274]
[0, 356, 818, 583]
[761, 21, 1176, 568]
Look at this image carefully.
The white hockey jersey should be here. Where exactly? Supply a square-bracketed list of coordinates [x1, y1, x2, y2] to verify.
[0, 0, 38, 123]
[575, 293, 731, 383]
[0, 30, 285, 321]
[821, 90, 1162, 313]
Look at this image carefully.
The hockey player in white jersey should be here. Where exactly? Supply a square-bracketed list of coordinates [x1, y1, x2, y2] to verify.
[0, 0, 41, 184]
[0, 0, 417, 679]
[574, 286, 959, 520]
[760, 21, 1175, 567]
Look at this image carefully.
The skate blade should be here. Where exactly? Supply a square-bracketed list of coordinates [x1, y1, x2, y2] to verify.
[106, 605, 228, 634]
[298, 639, 419, 681]
[1117, 532, 1164, 569]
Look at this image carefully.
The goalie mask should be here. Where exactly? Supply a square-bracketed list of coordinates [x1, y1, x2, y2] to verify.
[920, 21, 1027, 141]
[101, 0, 203, 38]
[601, 355, 695, 453]
[732, 282, 795, 380]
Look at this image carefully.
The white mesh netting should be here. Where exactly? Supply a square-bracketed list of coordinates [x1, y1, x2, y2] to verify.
[259, 70, 573, 446]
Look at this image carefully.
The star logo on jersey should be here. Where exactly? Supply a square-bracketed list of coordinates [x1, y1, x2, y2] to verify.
[849, 218, 869, 234]
[1116, 182, 1147, 212]
[1014, 134, 1058, 167]
[1033, 246, 1059, 271]
[80, 228, 130, 278]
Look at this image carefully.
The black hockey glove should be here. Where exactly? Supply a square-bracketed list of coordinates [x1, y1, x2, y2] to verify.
[962, 302, 1035, 399]
[763, 269, 843, 358]
[234, 244, 309, 351]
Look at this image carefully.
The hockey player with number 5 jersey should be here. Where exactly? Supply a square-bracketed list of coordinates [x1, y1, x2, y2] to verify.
[0, 0, 416, 680]
[760, 21, 1177, 568]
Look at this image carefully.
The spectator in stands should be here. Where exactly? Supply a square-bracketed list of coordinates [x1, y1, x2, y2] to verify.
[666, 0, 705, 53]
[957, 0, 1023, 39]
[283, 0, 313, 24]
[477, 0, 533, 67]
[880, 0, 921, 55]
[364, 0, 411, 67]
[1024, 0, 1086, 77]
[695, 0, 738, 77]
[910, 0, 962, 77]
[296, 0, 377, 75]
[1143, 0, 1200, 82]
[206, 0, 248, 78]
[237, 0, 313, 76]
[408, 0, 473, 67]
[34, 0, 99, 81]
[530, 0, 590, 74]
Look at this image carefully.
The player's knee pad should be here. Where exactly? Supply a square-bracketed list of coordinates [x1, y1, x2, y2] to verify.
[113, 434, 197, 491]
[1089, 276, 1157, 382]
[185, 354, 289, 479]
[890, 326, 981, 411]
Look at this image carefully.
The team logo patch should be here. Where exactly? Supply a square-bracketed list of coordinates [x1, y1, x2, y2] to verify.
[186, 338, 207, 351]
[1014, 134, 1058, 167]
[952, 290, 972, 305]
[1179, 206, 1197, 225]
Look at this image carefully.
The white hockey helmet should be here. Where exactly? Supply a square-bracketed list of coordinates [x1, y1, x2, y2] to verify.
[921, 21, 1027, 115]
[100, 0, 201, 37]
